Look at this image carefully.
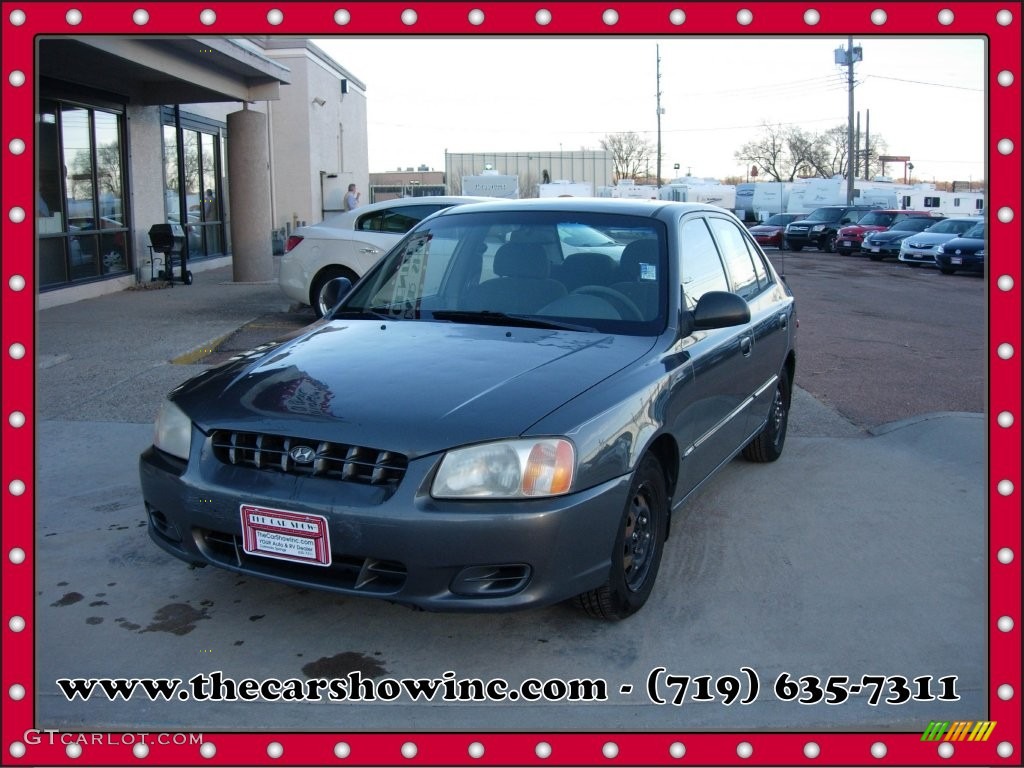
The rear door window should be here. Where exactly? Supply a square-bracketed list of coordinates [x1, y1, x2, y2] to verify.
[707, 217, 760, 300]
[680, 217, 729, 311]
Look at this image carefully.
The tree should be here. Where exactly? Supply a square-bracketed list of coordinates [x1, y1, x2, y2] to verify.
[736, 122, 889, 182]
[600, 132, 653, 183]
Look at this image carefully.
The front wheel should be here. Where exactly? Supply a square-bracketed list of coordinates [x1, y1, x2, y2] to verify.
[574, 454, 668, 620]
[939, 266, 956, 275]
[868, 253, 883, 262]
[743, 367, 792, 463]
[789, 243, 804, 252]
[820, 235, 836, 253]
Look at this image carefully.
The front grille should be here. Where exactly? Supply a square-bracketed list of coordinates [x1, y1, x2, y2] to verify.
[211, 430, 407, 487]
[199, 528, 407, 594]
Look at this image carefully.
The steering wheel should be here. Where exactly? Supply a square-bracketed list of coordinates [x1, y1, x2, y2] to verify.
[570, 286, 644, 321]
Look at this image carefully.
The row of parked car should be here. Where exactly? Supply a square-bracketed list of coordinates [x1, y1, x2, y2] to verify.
[748, 206, 986, 276]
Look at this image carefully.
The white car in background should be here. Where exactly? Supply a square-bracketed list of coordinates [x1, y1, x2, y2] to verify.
[280, 196, 492, 316]
[897, 216, 983, 267]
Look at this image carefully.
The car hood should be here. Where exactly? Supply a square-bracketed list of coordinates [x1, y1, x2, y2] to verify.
[866, 231, 912, 243]
[938, 237, 985, 253]
[172, 320, 657, 458]
[904, 232, 961, 247]
[748, 225, 782, 234]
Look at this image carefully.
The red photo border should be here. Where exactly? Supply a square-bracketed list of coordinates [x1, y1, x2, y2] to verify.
[2, 2, 1020, 766]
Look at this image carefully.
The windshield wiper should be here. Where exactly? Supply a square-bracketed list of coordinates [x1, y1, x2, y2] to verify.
[430, 310, 596, 333]
[330, 307, 393, 321]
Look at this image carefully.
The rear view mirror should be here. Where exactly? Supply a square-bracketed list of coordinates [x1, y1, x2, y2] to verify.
[692, 291, 751, 330]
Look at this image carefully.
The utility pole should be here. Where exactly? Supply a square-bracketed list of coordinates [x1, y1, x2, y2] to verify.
[845, 37, 855, 204]
[656, 45, 663, 188]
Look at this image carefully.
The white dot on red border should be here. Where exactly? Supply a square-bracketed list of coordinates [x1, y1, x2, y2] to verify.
[267, 742, 283, 758]
[9, 138, 25, 155]
[9, 479, 26, 496]
[468, 9, 484, 25]
[9, 343, 27, 360]
[804, 9, 820, 25]
[199, 742, 216, 759]
[602, 9, 619, 25]
[9, 275, 26, 291]
[66, 8, 82, 25]
[997, 207, 1014, 223]
[200, 8, 216, 25]
[997, 684, 1014, 700]
[536, 742, 552, 759]
[997, 70, 1014, 87]
[9, 546, 27, 563]
[468, 742, 484, 758]
[9, 742, 27, 759]
[132, 9, 149, 25]
[133, 743, 149, 759]
[996, 9, 1014, 25]
[997, 480, 1014, 496]
[997, 343, 1015, 360]
[9, 9, 26, 25]
[871, 742, 887, 758]
[997, 547, 1014, 564]
[871, 9, 887, 24]
[736, 9, 753, 25]
[334, 9, 351, 25]
[669, 742, 685, 758]
[9, 71, 26, 87]
[669, 9, 685, 25]
[998, 616, 1014, 632]
[997, 741, 1014, 758]
[401, 742, 417, 759]
[8, 684, 26, 700]
[938, 742, 954, 759]
[998, 139, 1014, 154]
[937, 9, 954, 24]
[997, 275, 1014, 291]
[334, 742, 351, 758]
[536, 9, 552, 25]
[267, 9, 283, 25]
[9, 207, 26, 223]
[997, 411, 1014, 428]
[804, 742, 821, 758]
[9, 616, 26, 632]
[401, 9, 417, 25]
[602, 742, 619, 758]
[66, 743, 82, 759]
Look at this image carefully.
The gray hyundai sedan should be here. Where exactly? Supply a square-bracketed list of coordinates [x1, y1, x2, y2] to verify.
[140, 199, 796, 620]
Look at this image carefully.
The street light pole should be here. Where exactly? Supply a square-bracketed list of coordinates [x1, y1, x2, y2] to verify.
[656, 45, 663, 189]
[846, 37, 856, 205]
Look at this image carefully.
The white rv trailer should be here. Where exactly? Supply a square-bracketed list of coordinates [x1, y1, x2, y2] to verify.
[460, 170, 520, 199]
[603, 179, 659, 199]
[735, 182, 792, 220]
[537, 180, 595, 197]
[896, 184, 985, 217]
[658, 179, 737, 210]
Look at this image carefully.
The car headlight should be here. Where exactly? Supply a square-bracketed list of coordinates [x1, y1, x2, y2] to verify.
[976, 250, 985, 257]
[935, 245, 945, 255]
[432, 438, 575, 499]
[153, 400, 192, 460]
[811, 224, 826, 232]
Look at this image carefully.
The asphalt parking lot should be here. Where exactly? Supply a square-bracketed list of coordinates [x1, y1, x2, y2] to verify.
[32, 253, 986, 733]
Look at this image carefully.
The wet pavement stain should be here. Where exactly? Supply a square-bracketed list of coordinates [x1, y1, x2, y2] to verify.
[249, 614, 265, 622]
[116, 619, 141, 631]
[89, 600, 108, 607]
[51, 592, 84, 607]
[57, 581, 69, 587]
[141, 603, 209, 636]
[86, 617, 103, 625]
[301, 652, 388, 679]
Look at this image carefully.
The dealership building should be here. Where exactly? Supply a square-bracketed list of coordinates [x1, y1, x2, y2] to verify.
[36, 37, 367, 308]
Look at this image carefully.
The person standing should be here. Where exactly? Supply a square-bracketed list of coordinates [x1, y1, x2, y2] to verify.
[344, 183, 361, 211]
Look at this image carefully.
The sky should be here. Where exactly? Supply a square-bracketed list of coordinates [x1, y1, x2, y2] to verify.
[313, 36, 986, 185]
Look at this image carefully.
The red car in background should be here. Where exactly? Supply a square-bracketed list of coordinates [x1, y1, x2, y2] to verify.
[748, 213, 801, 249]
[835, 210, 936, 256]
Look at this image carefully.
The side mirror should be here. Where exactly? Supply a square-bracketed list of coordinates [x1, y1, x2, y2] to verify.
[322, 276, 353, 316]
[692, 291, 751, 330]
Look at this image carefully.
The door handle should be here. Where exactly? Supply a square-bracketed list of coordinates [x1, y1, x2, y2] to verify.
[740, 336, 753, 357]
[359, 248, 381, 254]
[779, 313, 788, 330]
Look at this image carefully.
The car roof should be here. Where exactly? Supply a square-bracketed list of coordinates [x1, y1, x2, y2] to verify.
[307, 195, 497, 232]
[429, 197, 732, 220]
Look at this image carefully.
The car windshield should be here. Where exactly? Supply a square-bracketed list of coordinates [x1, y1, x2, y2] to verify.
[339, 210, 668, 336]
[556, 222, 618, 247]
[893, 217, 942, 232]
[927, 218, 978, 234]
[962, 222, 985, 238]
[804, 208, 844, 223]
[764, 214, 793, 226]
[856, 211, 896, 226]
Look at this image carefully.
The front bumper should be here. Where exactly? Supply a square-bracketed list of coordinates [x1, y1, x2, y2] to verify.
[935, 252, 984, 273]
[139, 436, 630, 612]
[898, 248, 938, 265]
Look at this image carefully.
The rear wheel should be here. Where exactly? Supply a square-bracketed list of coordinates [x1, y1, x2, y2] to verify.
[743, 367, 791, 463]
[868, 253, 883, 262]
[311, 266, 358, 318]
[820, 235, 836, 253]
[790, 243, 804, 252]
[939, 266, 956, 275]
[574, 454, 668, 620]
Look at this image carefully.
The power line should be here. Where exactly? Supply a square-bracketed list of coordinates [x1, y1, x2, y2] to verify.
[863, 74, 983, 92]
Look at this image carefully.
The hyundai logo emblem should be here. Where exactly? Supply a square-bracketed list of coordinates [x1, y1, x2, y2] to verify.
[289, 445, 316, 465]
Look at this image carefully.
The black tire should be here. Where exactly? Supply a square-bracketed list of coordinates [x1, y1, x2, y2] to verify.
[837, 249, 850, 257]
[868, 253, 883, 262]
[939, 266, 956, 275]
[790, 243, 803, 252]
[574, 454, 668, 621]
[311, 266, 358, 318]
[184, 270, 193, 285]
[820, 235, 836, 253]
[742, 366, 792, 463]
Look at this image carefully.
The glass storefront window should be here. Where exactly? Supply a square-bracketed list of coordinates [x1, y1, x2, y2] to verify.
[38, 100, 130, 290]
[163, 119, 225, 261]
